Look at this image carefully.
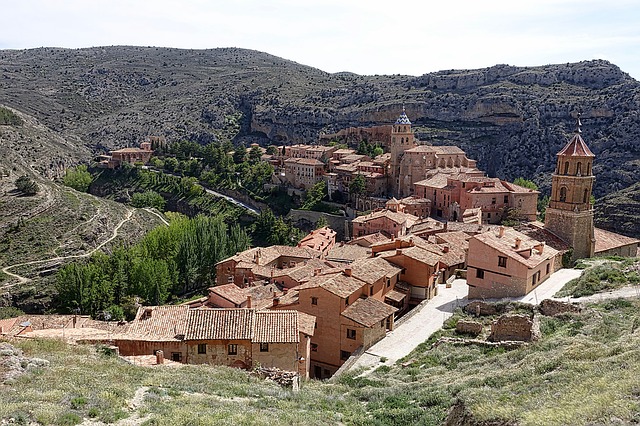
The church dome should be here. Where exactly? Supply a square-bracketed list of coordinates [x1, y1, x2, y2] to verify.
[395, 107, 411, 125]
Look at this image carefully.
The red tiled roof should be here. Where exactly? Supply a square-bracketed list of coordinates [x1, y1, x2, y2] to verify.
[594, 227, 640, 253]
[349, 256, 403, 284]
[557, 133, 595, 157]
[185, 309, 254, 341]
[184, 309, 302, 343]
[296, 272, 364, 298]
[471, 228, 559, 269]
[126, 306, 189, 341]
[341, 297, 397, 327]
[297, 311, 316, 337]
[209, 284, 247, 306]
[253, 311, 299, 343]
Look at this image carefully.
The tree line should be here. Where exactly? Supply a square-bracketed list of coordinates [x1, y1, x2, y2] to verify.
[55, 214, 250, 320]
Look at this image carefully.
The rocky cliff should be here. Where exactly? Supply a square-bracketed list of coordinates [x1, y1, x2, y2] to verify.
[1, 47, 638, 236]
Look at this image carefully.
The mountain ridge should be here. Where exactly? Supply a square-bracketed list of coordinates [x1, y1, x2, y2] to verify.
[1, 46, 638, 236]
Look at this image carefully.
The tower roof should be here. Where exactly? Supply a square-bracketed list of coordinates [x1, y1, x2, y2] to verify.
[556, 114, 594, 157]
[395, 105, 411, 125]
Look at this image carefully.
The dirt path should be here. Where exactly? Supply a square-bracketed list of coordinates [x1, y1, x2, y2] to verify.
[1, 209, 134, 288]
[143, 207, 169, 226]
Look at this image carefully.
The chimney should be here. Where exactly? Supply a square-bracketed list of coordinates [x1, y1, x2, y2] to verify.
[443, 246, 449, 253]
[396, 249, 403, 256]
[246, 295, 252, 309]
[498, 226, 505, 238]
[535, 242, 545, 254]
[156, 350, 164, 365]
[514, 237, 521, 250]
[273, 297, 280, 307]
[409, 237, 414, 246]
[344, 267, 352, 277]
[395, 239, 401, 249]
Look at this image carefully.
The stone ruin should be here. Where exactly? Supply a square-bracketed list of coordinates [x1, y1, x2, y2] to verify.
[0, 342, 50, 382]
[455, 320, 483, 337]
[489, 314, 540, 342]
[539, 299, 581, 317]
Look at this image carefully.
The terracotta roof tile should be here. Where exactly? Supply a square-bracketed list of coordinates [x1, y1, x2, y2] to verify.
[209, 284, 247, 306]
[557, 133, 595, 157]
[297, 312, 316, 337]
[126, 306, 189, 341]
[296, 272, 364, 298]
[350, 256, 403, 284]
[341, 297, 397, 327]
[594, 227, 640, 253]
[471, 228, 559, 269]
[254, 311, 299, 343]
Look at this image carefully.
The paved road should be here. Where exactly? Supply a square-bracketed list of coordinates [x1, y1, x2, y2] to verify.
[345, 268, 586, 375]
[348, 280, 469, 374]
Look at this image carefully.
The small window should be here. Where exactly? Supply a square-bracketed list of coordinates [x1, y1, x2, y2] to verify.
[491, 197, 496, 205]
[311, 343, 318, 352]
[346, 328, 356, 340]
[564, 161, 569, 175]
[369, 286, 374, 296]
[381, 320, 385, 327]
[260, 343, 269, 352]
[386, 277, 391, 288]
[171, 352, 182, 362]
[197, 344, 206, 354]
[345, 296, 349, 306]
[311, 296, 318, 305]
[532, 273, 537, 286]
[487, 213, 491, 219]
[476, 269, 485, 279]
[504, 195, 508, 204]
[498, 256, 507, 268]
[340, 350, 351, 361]
[546, 263, 550, 275]
[228, 344, 238, 355]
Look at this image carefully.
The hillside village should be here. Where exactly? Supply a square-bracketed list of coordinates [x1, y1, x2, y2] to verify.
[2, 109, 638, 383]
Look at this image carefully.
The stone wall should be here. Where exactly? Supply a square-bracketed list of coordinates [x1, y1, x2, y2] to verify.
[539, 299, 581, 317]
[455, 320, 483, 336]
[489, 314, 540, 342]
[288, 209, 348, 241]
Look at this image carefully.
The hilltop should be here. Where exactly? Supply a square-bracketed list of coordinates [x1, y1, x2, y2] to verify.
[1, 47, 639, 238]
[0, 107, 166, 311]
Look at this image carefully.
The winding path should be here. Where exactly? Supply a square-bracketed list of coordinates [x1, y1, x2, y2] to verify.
[1, 209, 134, 288]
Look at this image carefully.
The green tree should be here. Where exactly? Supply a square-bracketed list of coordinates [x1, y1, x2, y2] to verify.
[349, 174, 366, 196]
[233, 143, 247, 164]
[513, 177, 538, 190]
[248, 145, 263, 164]
[0, 106, 23, 126]
[301, 180, 327, 210]
[315, 215, 329, 229]
[266, 145, 279, 155]
[63, 165, 93, 192]
[131, 190, 166, 211]
[372, 145, 384, 157]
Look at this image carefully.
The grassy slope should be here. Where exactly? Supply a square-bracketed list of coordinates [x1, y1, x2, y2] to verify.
[2, 298, 639, 426]
[555, 258, 640, 297]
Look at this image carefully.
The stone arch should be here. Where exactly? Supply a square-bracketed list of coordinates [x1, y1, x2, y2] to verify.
[365, 200, 372, 211]
[447, 157, 454, 167]
[559, 187, 567, 202]
[455, 157, 461, 167]
[439, 158, 446, 168]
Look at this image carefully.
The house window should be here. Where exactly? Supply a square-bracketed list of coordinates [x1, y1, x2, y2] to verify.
[491, 197, 496, 204]
[228, 344, 238, 355]
[260, 343, 269, 352]
[560, 187, 567, 202]
[369, 286, 374, 296]
[386, 277, 391, 288]
[346, 328, 356, 340]
[381, 320, 385, 327]
[476, 268, 485, 279]
[504, 195, 509, 204]
[532, 273, 538, 286]
[171, 352, 182, 362]
[311, 343, 318, 352]
[487, 213, 491, 219]
[345, 296, 349, 306]
[498, 256, 507, 268]
[340, 350, 351, 361]
[197, 344, 206, 354]
[311, 297, 318, 305]
[546, 263, 550, 275]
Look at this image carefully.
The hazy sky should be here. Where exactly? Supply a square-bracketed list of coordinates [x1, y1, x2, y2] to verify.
[2, 0, 639, 80]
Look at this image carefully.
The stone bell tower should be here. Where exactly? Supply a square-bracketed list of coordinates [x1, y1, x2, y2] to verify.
[389, 106, 416, 196]
[544, 114, 595, 260]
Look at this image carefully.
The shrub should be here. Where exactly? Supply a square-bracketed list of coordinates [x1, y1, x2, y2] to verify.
[15, 175, 38, 195]
[63, 165, 92, 192]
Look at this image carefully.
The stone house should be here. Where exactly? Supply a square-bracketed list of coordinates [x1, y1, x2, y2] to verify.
[215, 245, 321, 287]
[351, 209, 419, 239]
[272, 256, 402, 379]
[283, 158, 325, 190]
[99, 141, 154, 169]
[297, 226, 336, 258]
[116, 306, 315, 377]
[466, 227, 560, 299]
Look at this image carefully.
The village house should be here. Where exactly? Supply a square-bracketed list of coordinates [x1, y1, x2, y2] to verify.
[351, 209, 419, 239]
[282, 157, 325, 190]
[98, 140, 154, 169]
[115, 305, 316, 377]
[466, 227, 560, 299]
[296, 226, 336, 258]
[215, 245, 322, 287]
[271, 256, 403, 379]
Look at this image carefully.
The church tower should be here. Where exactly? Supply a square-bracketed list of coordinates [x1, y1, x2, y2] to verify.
[544, 114, 595, 260]
[389, 106, 416, 196]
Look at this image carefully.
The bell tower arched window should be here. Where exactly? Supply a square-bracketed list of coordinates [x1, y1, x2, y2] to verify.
[564, 162, 569, 175]
[576, 162, 582, 176]
[559, 187, 567, 202]
[583, 189, 588, 204]
[587, 163, 591, 175]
